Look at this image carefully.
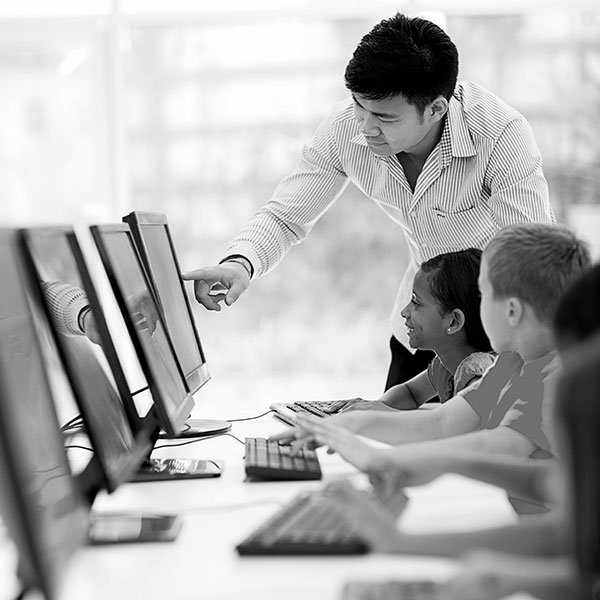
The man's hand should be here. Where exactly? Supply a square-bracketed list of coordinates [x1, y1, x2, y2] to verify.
[181, 262, 250, 311]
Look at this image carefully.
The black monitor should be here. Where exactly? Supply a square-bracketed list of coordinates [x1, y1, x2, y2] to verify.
[20, 226, 154, 497]
[23, 226, 221, 482]
[0, 228, 89, 600]
[123, 211, 230, 437]
[89, 224, 196, 437]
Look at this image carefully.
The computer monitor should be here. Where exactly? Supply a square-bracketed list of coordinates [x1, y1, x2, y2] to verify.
[90, 224, 195, 437]
[20, 226, 154, 496]
[122, 211, 230, 437]
[0, 227, 89, 600]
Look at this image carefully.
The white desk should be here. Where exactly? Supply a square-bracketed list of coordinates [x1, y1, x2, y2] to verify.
[2, 398, 519, 600]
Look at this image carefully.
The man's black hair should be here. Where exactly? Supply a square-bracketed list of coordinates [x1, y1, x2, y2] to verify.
[344, 13, 459, 113]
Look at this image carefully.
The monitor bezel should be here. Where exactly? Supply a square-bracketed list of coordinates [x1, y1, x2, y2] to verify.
[122, 211, 210, 394]
[20, 226, 154, 493]
[90, 223, 194, 436]
[0, 227, 89, 600]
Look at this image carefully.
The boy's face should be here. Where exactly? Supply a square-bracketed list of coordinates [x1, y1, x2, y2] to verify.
[478, 254, 511, 353]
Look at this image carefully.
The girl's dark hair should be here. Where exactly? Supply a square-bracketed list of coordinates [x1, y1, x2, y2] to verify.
[344, 13, 459, 113]
[420, 248, 492, 352]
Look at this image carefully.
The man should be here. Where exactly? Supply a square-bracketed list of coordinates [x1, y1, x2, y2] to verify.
[183, 13, 553, 390]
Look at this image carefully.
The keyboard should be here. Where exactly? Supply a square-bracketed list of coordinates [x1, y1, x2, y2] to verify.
[236, 490, 369, 555]
[270, 399, 343, 426]
[244, 437, 322, 480]
[342, 580, 440, 600]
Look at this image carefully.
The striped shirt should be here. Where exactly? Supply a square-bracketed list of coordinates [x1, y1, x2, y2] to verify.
[226, 81, 554, 345]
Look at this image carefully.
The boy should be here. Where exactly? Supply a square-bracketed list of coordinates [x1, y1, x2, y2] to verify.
[282, 223, 590, 512]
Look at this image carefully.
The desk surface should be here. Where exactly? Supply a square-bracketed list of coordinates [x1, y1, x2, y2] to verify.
[1, 394, 518, 600]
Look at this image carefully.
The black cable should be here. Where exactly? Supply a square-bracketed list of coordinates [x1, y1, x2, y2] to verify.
[226, 409, 274, 423]
[60, 414, 83, 432]
[131, 384, 149, 396]
[64, 444, 94, 452]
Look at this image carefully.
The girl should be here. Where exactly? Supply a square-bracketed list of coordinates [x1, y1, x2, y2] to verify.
[337, 248, 494, 412]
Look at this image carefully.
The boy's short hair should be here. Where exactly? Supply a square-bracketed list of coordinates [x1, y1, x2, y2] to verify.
[344, 13, 459, 113]
[484, 223, 591, 323]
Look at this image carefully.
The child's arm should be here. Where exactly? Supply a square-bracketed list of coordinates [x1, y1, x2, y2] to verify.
[378, 371, 437, 409]
[325, 480, 565, 557]
[443, 551, 576, 600]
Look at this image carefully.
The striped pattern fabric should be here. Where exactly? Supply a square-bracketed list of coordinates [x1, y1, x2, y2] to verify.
[41, 281, 89, 337]
[227, 81, 554, 344]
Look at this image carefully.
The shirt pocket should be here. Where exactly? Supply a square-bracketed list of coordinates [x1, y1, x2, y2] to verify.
[427, 202, 496, 250]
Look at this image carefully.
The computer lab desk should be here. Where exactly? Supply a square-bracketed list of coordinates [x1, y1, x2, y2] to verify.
[12, 401, 520, 600]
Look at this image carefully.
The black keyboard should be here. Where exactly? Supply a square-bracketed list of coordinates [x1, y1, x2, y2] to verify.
[236, 490, 369, 555]
[287, 400, 342, 418]
[244, 437, 322, 481]
[342, 580, 440, 600]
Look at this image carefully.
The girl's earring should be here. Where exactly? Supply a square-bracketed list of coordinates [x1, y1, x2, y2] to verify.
[447, 327, 452, 333]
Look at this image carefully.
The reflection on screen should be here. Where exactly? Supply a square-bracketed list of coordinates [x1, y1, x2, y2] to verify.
[0, 237, 87, 591]
[95, 230, 190, 429]
[25, 234, 137, 485]
[136, 225, 203, 380]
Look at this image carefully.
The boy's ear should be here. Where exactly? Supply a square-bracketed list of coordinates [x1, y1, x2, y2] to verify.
[506, 297, 524, 326]
[446, 309, 465, 335]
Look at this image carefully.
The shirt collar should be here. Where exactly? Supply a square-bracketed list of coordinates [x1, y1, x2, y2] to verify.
[447, 96, 477, 158]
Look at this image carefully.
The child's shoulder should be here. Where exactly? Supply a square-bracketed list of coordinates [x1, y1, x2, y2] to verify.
[454, 351, 499, 392]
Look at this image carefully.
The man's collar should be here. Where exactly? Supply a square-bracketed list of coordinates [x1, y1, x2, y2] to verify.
[447, 96, 476, 158]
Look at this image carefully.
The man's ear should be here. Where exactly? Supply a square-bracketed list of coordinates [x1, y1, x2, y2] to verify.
[429, 96, 449, 122]
[506, 297, 524, 326]
[446, 309, 465, 335]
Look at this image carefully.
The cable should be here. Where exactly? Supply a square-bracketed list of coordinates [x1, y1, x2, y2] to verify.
[131, 384, 149, 396]
[64, 444, 94, 452]
[60, 414, 83, 432]
[153, 431, 244, 450]
[226, 409, 274, 423]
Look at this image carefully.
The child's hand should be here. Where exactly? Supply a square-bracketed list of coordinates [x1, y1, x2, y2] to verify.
[320, 480, 401, 552]
[292, 415, 382, 471]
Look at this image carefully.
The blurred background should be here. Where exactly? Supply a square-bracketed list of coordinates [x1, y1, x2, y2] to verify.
[1, 0, 599, 412]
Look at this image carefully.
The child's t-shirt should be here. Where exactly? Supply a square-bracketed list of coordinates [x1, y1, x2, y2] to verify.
[425, 351, 496, 403]
[462, 350, 560, 458]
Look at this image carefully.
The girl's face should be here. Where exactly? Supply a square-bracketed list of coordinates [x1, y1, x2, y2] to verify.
[400, 268, 449, 351]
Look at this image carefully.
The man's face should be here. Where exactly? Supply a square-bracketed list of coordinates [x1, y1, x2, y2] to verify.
[478, 254, 511, 353]
[352, 93, 437, 156]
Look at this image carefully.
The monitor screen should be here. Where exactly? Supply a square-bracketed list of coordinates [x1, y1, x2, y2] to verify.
[123, 211, 210, 394]
[21, 227, 152, 494]
[90, 224, 194, 436]
[0, 228, 89, 600]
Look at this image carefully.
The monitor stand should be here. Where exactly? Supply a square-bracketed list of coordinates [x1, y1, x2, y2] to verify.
[87, 512, 182, 544]
[159, 418, 232, 439]
[133, 457, 223, 482]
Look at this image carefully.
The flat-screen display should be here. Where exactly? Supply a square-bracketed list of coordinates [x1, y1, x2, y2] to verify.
[21, 227, 152, 493]
[123, 211, 210, 394]
[0, 228, 89, 600]
[90, 224, 194, 436]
